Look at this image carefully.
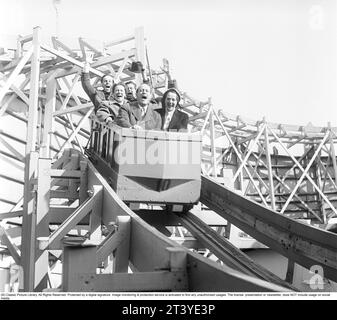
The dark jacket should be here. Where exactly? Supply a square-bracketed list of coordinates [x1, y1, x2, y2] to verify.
[96, 100, 129, 122]
[81, 72, 114, 112]
[157, 108, 189, 132]
[116, 101, 162, 130]
[126, 96, 137, 103]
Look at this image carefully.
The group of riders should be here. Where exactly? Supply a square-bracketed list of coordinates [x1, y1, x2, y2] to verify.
[81, 61, 189, 132]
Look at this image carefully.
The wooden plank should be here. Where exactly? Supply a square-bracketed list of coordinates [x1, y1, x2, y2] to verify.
[200, 175, 337, 282]
[0, 210, 23, 220]
[104, 35, 134, 48]
[49, 207, 77, 224]
[62, 245, 97, 292]
[46, 186, 102, 250]
[79, 161, 88, 204]
[41, 76, 56, 158]
[50, 169, 82, 178]
[264, 125, 276, 210]
[78, 271, 187, 292]
[34, 158, 51, 290]
[113, 216, 130, 273]
[56, 108, 93, 157]
[25, 27, 41, 155]
[52, 103, 92, 116]
[21, 151, 39, 291]
[40, 44, 104, 77]
[179, 212, 295, 290]
[0, 225, 21, 265]
[0, 46, 33, 110]
[50, 190, 78, 199]
[84, 157, 289, 292]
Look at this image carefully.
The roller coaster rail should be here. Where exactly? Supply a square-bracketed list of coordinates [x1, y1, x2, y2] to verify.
[0, 26, 336, 292]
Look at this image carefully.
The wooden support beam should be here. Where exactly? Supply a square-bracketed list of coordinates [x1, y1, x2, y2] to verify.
[55, 107, 93, 157]
[34, 158, 51, 291]
[167, 247, 188, 291]
[0, 46, 33, 111]
[213, 110, 268, 206]
[79, 37, 103, 57]
[50, 169, 82, 179]
[48, 207, 77, 224]
[201, 175, 337, 282]
[79, 161, 88, 204]
[21, 151, 39, 291]
[285, 259, 295, 283]
[45, 185, 102, 250]
[62, 244, 97, 292]
[0, 225, 21, 265]
[40, 44, 104, 77]
[88, 180, 103, 242]
[264, 124, 276, 210]
[277, 131, 330, 217]
[209, 102, 217, 177]
[75, 271, 187, 292]
[51, 37, 78, 57]
[40, 75, 56, 158]
[104, 35, 134, 49]
[231, 123, 266, 183]
[52, 103, 92, 117]
[251, 151, 322, 220]
[0, 210, 23, 220]
[25, 27, 41, 155]
[113, 216, 131, 273]
[328, 125, 337, 186]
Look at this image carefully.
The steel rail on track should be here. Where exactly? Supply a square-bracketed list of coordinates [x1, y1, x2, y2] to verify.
[176, 211, 297, 290]
[200, 175, 337, 282]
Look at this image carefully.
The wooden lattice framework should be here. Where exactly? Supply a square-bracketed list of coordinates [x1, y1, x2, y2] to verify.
[0, 26, 336, 292]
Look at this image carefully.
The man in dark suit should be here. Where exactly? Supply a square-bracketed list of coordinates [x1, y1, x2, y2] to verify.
[157, 88, 189, 132]
[116, 83, 162, 130]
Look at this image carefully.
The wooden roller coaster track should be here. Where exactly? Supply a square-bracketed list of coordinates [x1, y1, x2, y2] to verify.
[0, 26, 336, 292]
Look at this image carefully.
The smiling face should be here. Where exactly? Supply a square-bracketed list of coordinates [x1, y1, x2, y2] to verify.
[126, 82, 137, 99]
[165, 91, 178, 112]
[136, 83, 152, 107]
[101, 75, 114, 92]
[113, 84, 126, 103]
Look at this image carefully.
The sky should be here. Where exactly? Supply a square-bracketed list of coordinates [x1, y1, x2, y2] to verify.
[0, 0, 337, 126]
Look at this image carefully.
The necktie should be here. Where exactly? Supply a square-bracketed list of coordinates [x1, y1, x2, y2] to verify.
[164, 113, 172, 130]
[141, 107, 146, 118]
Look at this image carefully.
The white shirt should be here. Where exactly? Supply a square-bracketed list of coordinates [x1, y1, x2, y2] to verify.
[163, 109, 175, 130]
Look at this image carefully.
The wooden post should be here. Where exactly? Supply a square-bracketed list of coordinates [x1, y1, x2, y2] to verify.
[167, 247, 188, 291]
[285, 259, 295, 283]
[62, 244, 97, 292]
[21, 151, 38, 291]
[209, 100, 216, 178]
[314, 147, 326, 223]
[264, 124, 276, 210]
[40, 75, 56, 158]
[26, 27, 41, 155]
[34, 158, 51, 291]
[328, 123, 337, 186]
[79, 161, 88, 204]
[67, 152, 79, 204]
[113, 216, 131, 273]
[89, 180, 103, 242]
[21, 26, 41, 292]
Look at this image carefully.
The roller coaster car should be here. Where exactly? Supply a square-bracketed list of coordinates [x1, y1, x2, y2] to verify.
[85, 120, 202, 212]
